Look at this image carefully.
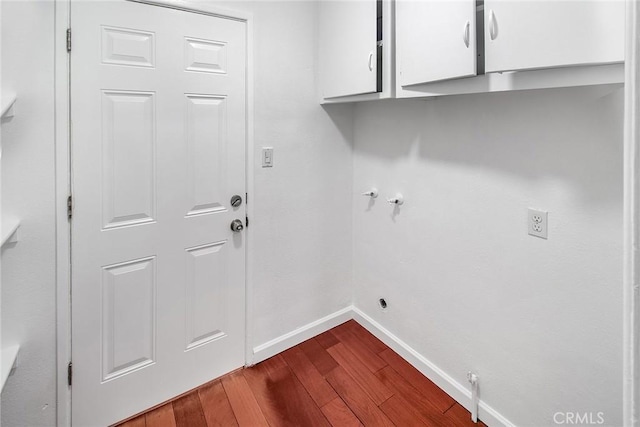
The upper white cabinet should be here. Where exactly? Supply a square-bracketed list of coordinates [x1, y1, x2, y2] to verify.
[484, 0, 625, 73]
[397, 0, 477, 86]
[320, 0, 624, 102]
[319, 0, 379, 99]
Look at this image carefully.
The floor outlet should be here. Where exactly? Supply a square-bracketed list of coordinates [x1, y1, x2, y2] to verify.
[528, 208, 548, 239]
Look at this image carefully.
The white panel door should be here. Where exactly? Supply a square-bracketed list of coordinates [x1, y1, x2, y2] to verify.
[484, 0, 625, 73]
[70, 1, 247, 425]
[397, 0, 477, 86]
[319, 0, 378, 99]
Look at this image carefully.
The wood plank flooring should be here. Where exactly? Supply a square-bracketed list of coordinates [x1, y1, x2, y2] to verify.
[118, 320, 487, 427]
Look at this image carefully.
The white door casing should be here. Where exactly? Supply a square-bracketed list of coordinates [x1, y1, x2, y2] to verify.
[70, 1, 247, 425]
[397, 0, 477, 86]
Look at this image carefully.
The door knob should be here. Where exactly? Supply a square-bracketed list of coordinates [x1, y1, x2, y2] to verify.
[230, 219, 244, 232]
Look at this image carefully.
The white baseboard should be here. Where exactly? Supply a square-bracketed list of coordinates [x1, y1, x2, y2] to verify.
[351, 306, 515, 427]
[251, 305, 353, 365]
[250, 304, 514, 427]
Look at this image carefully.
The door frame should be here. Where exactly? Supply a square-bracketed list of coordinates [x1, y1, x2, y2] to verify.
[624, 0, 640, 425]
[54, 1, 255, 425]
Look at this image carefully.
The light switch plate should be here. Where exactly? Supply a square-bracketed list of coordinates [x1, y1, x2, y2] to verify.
[262, 147, 273, 168]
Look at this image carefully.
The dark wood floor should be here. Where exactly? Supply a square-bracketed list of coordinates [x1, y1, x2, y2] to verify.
[118, 320, 486, 427]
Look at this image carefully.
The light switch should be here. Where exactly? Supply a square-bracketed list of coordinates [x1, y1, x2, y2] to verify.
[262, 147, 273, 168]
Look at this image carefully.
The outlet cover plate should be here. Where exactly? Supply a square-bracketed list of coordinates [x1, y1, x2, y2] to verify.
[528, 208, 548, 239]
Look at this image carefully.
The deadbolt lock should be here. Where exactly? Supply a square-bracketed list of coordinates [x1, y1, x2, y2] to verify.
[230, 195, 243, 208]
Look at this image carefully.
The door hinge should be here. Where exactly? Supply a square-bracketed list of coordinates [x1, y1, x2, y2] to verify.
[66, 28, 72, 52]
[67, 195, 73, 219]
[245, 216, 249, 228]
[67, 362, 73, 386]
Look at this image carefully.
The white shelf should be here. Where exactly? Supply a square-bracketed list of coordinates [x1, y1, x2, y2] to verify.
[1, 92, 16, 119]
[1, 345, 19, 392]
[1, 218, 20, 247]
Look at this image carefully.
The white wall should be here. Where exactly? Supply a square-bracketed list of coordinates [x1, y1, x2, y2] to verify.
[0, 2, 3, 421]
[0, 2, 625, 426]
[248, 1, 353, 348]
[0, 3, 3, 421]
[1, 1, 57, 426]
[0, 1, 353, 425]
[212, 0, 354, 351]
[352, 87, 624, 427]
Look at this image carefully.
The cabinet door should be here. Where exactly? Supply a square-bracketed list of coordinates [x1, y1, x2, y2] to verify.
[397, 0, 477, 86]
[485, 0, 624, 73]
[319, 0, 378, 99]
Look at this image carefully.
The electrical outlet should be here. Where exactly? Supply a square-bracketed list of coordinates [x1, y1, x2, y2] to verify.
[528, 208, 548, 239]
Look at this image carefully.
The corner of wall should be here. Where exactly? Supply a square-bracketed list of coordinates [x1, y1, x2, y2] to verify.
[351, 305, 515, 427]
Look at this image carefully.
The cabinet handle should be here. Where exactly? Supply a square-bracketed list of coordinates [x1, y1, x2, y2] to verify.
[489, 10, 498, 40]
[368, 52, 374, 71]
[463, 20, 470, 47]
